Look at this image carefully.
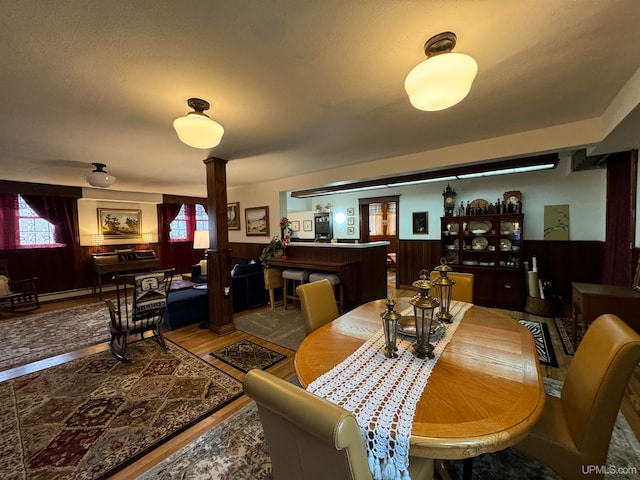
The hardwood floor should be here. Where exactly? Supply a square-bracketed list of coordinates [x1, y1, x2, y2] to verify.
[2, 281, 637, 478]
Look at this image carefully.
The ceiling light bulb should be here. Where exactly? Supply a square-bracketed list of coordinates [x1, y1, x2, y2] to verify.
[405, 32, 478, 111]
[173, 98, 224, 149]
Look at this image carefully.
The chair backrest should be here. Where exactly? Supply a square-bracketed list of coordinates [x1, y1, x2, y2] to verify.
[243, 369, 373, 480]
[297, 278, 340, 335]
[561, 313, 640, 462]
[429, 271, 474, 303]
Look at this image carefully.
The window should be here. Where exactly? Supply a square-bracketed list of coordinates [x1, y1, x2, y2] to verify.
[18, 195, 56, 246]
[169, 203, 208, 241]
[369, 202, 396, 236]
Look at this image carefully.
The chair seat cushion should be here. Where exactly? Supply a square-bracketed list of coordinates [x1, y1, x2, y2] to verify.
[0, 275, 12, 296]
[309, 272, 340, 285]
[282, 269, 310, 281]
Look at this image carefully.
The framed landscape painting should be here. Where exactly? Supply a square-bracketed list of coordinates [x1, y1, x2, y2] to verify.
[98, 209, 142, 238]
[227, 202, 240, 230]
[245, 206, 269, 236]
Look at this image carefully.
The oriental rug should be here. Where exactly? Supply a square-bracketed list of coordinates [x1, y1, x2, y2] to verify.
[553, 316, 576, 355]
[0, 338, 243, 480]
[210, 339, 286, 373]
[0, 302, 110, 372]
[518, 319, 559, 368]
[139, 377, 640, 480]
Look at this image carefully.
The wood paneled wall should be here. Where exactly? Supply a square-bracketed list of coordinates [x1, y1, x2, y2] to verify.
[397, 239, 604, 305]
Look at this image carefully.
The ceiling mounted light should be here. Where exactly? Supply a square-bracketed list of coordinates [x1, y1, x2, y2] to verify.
[86, 162, 116, 188]
[405, 32, 478, 111]
[173, 98, 224, 149]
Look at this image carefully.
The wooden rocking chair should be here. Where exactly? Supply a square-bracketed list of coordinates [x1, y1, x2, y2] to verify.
[0, 259, 39, 312]
[105, 268, 174, 362]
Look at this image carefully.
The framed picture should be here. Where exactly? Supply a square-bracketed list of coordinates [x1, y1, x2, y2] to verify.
[634, 257, 640, 292]
[347, 207, 355, 216]
[303, 220, 313, 231]
[412, 211, 428, 234]
[98, 209, 142, 238]
[227, 202, 240, 230]
[347, 227, 355, 235]
[291, 220, 300, 232]
[347, 216, 354, 226]
[245, 206, 270, 236]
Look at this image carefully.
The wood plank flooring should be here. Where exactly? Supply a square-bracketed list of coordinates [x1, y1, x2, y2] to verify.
[1, 281, 638, 478]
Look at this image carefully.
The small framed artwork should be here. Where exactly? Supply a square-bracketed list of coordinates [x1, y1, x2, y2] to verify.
[347, 227, 355, 235]
[347, 207, 355, 216]
[291, 220, 300, 232]
[303, 220, 313, 231]
[227, 202, 240, 230]
[634, 257, 640, 292]
[412, 211, 428, 234]
[347, 216, 354, 226]
[98, 208, 142, 238]
[245, 206, 270, 236]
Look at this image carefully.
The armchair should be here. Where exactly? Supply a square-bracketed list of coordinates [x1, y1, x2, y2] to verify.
[0, 259, 39, 312]
[106, 268, 175, 362]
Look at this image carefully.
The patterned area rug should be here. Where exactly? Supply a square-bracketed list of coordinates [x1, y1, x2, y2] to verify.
[518, 319, 558, 367]
[0, 338, 243, 479]
[210, 340, 286, 373]
[139, 377, 640, 480]
[553, 316, 576, 355]
[0, 302, 110, 371]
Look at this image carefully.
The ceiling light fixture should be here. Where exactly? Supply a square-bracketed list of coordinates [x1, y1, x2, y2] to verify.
[405, 32, 478, 111]
[86, 163, 116, 188]
[173, 98, 224, 149]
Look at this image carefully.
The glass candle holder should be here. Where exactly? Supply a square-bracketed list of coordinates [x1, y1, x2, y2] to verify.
[380, 298, 401, 358]
[410, 269, 440, 359]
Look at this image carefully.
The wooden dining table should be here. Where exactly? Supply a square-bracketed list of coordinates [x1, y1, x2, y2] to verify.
[294, 298, 545, 460]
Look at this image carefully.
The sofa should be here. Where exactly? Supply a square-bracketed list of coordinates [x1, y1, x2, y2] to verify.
[191, 257, 269, 313]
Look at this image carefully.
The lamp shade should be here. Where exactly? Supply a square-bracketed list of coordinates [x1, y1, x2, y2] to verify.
[193, 229, 209, 249]
[405, 52, 478, 111]
[86, 163, 116, 188]
[173, 98, 224, 149]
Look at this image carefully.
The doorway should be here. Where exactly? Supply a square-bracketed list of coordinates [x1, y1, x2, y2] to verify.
[358, 195, 399, 286]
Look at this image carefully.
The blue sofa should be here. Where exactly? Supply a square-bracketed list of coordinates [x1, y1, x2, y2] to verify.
[164, 287, 209, 330]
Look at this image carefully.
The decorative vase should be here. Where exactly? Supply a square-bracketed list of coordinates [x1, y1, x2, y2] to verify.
[273, 250, 283, 259]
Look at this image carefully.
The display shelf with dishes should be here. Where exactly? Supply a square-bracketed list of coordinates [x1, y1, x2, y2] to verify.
[440, 213, 524, 310]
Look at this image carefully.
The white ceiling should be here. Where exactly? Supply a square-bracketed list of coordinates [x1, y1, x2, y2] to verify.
[1, 1, 640, 197]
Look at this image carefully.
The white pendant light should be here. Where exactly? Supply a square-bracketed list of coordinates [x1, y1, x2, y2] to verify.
[405, 32, 478, 111]
[86, 163, 116, 188]
[173, 98, 224, 149]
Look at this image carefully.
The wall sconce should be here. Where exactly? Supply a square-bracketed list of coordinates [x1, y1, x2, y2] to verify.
[334, 212, 346, 224]
[173, 98, 224, 149]
[142, 233, 153, 247]
[405, 31, 478, 111]
[92, 234, 104, 253]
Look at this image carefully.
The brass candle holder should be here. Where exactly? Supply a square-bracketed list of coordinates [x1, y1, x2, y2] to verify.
[410, 269, 440, 359]
[431, 258, 456, 323]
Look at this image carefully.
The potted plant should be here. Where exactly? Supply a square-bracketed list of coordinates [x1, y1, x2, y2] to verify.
[259, 236, 284, 264]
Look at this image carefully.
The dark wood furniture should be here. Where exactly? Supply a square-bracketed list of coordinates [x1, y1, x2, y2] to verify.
[91, 250, 161, 299]
[267, 242, 387, 311]
[572, 282, 640, 345]
[441, 213, 525, 310]
[0, 259, 39, 312]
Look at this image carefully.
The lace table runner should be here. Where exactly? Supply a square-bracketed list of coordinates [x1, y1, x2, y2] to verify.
[307, 300, 472, 480]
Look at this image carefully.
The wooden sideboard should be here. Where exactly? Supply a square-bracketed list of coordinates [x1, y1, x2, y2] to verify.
[91, 250, 161, 299]
[572, 282, 640, 345]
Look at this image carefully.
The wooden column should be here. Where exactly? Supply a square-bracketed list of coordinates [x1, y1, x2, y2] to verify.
[204, 157, 235, 335]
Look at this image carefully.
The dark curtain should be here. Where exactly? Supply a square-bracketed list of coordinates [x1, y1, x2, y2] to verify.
[158, 203, 183, 243]
[602, 151, 635, 285]
[0, 193, 18, 250]
[21, 194, 79, 247]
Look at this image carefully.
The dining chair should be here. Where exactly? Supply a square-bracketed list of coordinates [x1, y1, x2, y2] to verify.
[515, 313, 640, 479]
[429, 271, 474, 303]
[296, 278, 340, 335]
[243, 369, 434, 480]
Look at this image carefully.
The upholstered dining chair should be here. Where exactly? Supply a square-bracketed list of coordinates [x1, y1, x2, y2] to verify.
[105, 268, 174, 362]
[297, 278, 340, 335]
[429, 271, 474, 303]
[243, 369, 434, 480]
[515, 313, 640, 479]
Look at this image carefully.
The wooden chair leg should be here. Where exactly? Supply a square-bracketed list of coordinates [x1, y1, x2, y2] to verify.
[434, 459, 452, 480]
[269, 288, 276, 309]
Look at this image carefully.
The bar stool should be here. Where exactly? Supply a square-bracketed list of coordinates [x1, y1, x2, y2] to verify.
[309, 272, 344, 314]
[282, 269, 310, 310]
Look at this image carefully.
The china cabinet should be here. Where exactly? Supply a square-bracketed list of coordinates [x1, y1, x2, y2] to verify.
[440, 214, 524, 310]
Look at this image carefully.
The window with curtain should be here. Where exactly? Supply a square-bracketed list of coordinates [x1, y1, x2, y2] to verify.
[18, 195, 56, 246]
[168, 203, 208, 241]
[369, 203, 384, 236]
[369, 202, 396, 236]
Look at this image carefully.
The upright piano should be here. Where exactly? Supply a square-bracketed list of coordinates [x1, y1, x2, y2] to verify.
[91, 250, 161, 299]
